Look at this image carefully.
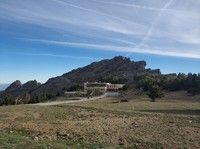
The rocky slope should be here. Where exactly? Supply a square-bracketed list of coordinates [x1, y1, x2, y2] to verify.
[31, 56, 160, 95]
[2, 80, 41, 96]
[4, 80, 22, 92]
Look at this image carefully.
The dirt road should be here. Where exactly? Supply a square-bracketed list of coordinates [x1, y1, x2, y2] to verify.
[33, 95, 105, 106]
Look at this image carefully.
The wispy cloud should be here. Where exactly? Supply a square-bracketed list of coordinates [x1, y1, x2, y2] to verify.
[24, 38, 200, 59]
[91, 0, 199, 16]
[0, 0, 200, 59]
[90, 0, 174, 12]
[136, 0, 174, 48]
[13, 52, 96, 60]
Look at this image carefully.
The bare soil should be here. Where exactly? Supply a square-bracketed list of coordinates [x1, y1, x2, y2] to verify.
[0, 95, 199, 148]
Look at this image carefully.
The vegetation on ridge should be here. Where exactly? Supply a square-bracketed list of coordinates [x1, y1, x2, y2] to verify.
[0, 56, 200, 105]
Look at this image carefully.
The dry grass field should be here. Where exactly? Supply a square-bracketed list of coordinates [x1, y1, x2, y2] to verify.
[0, 95, 199, 148]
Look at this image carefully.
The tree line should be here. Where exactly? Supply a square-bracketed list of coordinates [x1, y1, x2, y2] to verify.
[135, 73, 200, 101]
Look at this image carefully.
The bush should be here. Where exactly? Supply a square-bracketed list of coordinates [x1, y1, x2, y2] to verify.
[119, 85, 128, 91]
[187, 88, 200, 96]
[67, 85, 83, 92]
[86, 88, 103, 98]
[16, 93, 31, 104]
[30, 93, 56, 103]
[136, 75, 164, 102]
[148, 85, 164, 102]
[3, 94, 16, 105]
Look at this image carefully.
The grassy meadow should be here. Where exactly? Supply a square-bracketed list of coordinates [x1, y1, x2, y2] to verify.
[0, 96, 199, 149]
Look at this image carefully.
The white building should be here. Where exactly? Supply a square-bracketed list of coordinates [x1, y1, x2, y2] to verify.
[84, 82, 108, 92]
[84, 82, 125, 97]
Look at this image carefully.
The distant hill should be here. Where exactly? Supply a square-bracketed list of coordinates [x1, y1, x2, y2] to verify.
[4, 80, 41, 96]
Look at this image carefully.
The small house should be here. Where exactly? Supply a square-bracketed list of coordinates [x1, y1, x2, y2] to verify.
[84, 82, 124, 97]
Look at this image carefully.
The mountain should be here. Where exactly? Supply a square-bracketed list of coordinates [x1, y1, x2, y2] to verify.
[1, 80, 41, 96]
[31, 56, 160, 96]
[0, 56, 161, 103]
[4, 80, 22, 93]
[1, 56, 199, 105]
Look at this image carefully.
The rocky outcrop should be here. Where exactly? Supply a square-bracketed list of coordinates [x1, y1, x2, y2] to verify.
[32, 56, 160, 96]
[3, 80, 41, 96]
[31, 77, 71, 95]
[5, 80, 22, 92]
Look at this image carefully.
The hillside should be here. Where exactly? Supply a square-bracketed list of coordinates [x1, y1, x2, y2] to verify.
[31, 56, 160, 96]
[3, 80, 41, 96]
[0, 56, 161, 103]
[1, 56, 200, 105]
[0, 80, 41, 104]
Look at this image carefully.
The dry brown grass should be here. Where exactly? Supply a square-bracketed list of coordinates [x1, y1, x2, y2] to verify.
[0, 97, 199, 148]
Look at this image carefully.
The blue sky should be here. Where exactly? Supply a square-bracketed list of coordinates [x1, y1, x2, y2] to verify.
[0, 0, 200, 84]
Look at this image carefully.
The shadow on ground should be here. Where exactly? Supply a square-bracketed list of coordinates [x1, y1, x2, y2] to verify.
[138, 109, 200, 115]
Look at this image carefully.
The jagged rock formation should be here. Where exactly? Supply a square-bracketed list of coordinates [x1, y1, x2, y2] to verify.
[2, 80, 41, 96]
[31, 76, 71, 95]
[32, 56, 160, 96]
[5, 80, 22, 92]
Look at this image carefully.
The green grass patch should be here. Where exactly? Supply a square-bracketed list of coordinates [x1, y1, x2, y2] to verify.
[0, 131, 104, 149]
